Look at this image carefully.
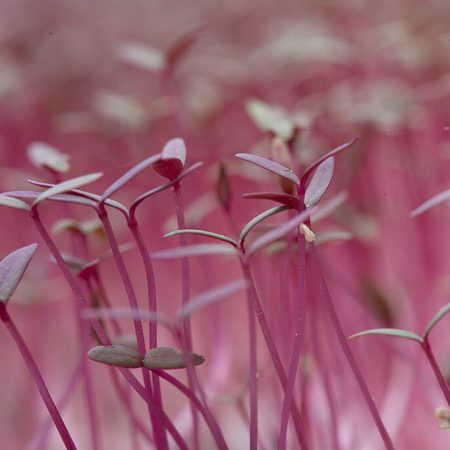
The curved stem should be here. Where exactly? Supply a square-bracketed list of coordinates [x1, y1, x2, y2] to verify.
[240, 260, 309, 449]
[118, 367, 189, 450]
[278, 230, 306, 450]
[109, 368, 154, 446]
[246, 281, 258, 450]
[422, 339, 450, 406]
[172, 181, 200, 449]
[154, 370, 229, 450]
[97, 207, 168, 450]
[128, 220, 165, 434]
[310, 244, 394, 450]
[30, 356, 83, 450]
[30, 210, 181, 447]
[0, 304, 76, 450]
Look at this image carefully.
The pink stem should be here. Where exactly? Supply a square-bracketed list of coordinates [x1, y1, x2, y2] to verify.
[128, 220, 165, 436]
[109, 368, 154, 446]
[422, 339, 450, 406]
[97, 206, 168, 450]
[278, 230, 306, 450]
[30, 210, 183, 448]
[245, 279, 258, 450]
[240, 260, 309, 449]
[309, 244, 394, 450]
[172, 181, 200, 449]
[154, 370, 228, 450]
[118, 368, 189, 450]
[0, 304, 76, 450]
[30, 356, 83, 450]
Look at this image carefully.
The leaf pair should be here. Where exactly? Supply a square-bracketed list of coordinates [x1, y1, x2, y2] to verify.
[236, 137, 358, 208]
[2, 138, 187, 215]
[88, 345, 204, 370]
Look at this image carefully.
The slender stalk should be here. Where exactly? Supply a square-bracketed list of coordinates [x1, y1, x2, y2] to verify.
[309, 244, 394, 450]
[0, 304, 76, 450]
[278, 230, 306, 450]
[30, 210, 183, 447]
[79, 309, 100, 450]
[246, 279, 258, 450]
[30, 356, 83, 450]
[240, 260, 309, 449]
[154, 370, 229, 450]
[97, 206, 168, 450]
[172, 181, 200, 449]
[109, 368, 154, 446]
[128, 219, 165, 438]
[118, 367, 189, 450]
[310, 292, 340, 450]
[422, 339, 450, 406]
[91, 271, 121, 336]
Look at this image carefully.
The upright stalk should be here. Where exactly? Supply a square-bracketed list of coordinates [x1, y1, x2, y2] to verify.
[309, 244, 394, 450]
[31, 356, 83, 450]
[128, 218, 165, 437]
[97, 206, 168, 450]
[155, 370, 229, 450]
[172, 180, 200, 449]
[245, 275, 258, 450]
[30, 210, 183, 448]
[422, 339, 450, 406]
[278, 229, 307, 450]
[240, 259, 309, 449]
[0, 303, 76, 450]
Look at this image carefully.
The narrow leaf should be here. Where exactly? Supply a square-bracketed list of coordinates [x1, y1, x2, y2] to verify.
[242, 192, 299, 209]
[143, 347, 205, 370]
[304, 157, 335, 207]
[151, 243, 237, 260]
[349, 328, 423, 343]
[33, 173, 103, 206]
[101, 153, 161, 202]
[0, 244, 38, 303]
[178, 279, 249, 319]
[88, 345, 143, 368]
[248, 207, 314, 255]
[423, 303, 450, 338]
[235, 153, 299, 186]
[153, 138, 186, 180]
[410, 189, 450, 218]
[4, 190, 97, 208]
[164, 229, 237, 247]
[0, 194, 30, 211]
[27, 180, 129, 215]
[239, 206, 291, 245]
[301, 137, 359, 183]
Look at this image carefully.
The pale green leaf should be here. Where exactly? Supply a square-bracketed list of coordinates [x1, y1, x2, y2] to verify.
[423, 303, 450, 338]
[350, 328, 423, 343]
[164, 229, 237, 247]
[33, 172, 103, 206]
[0, 194, 30, 211]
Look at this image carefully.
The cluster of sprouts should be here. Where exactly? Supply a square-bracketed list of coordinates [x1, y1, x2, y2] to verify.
[0, 128, 449, 450]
